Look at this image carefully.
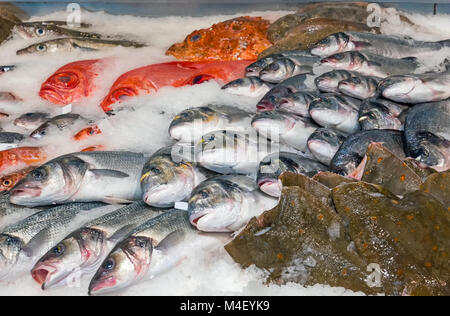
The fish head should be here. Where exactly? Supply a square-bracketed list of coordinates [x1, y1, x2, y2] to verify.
[89, 235, 152, 295]
[13, 112, 49, 130]
[358, 101, 393, 130]
[17, 40, 68, 56]
[0, 171, 26, 193]
[14, 23, 54, 39]
[31, 228, 105, 290]
[188, 179, 241, 232]
[0, 234, 22, 279]
[338, 76, 367, 96]
[277, 92, 314, 117]
[309, 96, 346, 126]
[141, 156, 194, 207]
[10, 156, 87, 206]
[414, 132, 450, 171]
[169, 107, 218, 142]
[221, 78, 251, 95]
[331, 151, 362, 176]
[378, 76, 417, 100]
[251, 111, 296, 137]
[259, 59, 291, 83]
[256, 154, 287, 197]
[256, 86, 291, 111]
[311, 32, 351, 57]
[29, 122, 55, 140]
[321, 52, 364, 71]
[307, 128, 345, 164]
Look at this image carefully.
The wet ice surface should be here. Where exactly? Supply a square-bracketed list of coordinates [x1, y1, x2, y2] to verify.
[0, 9, 449, 296]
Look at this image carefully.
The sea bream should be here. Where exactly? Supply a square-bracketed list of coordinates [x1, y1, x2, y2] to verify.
[311, 31, 450, 59]
[320, 51, 421, 78]
[257, 152, 327, 197]
[140, 146, 212, 208]
[14, 112, 50, 131]
[17, 38, 145, 55]
[251, 111, 319, 151]
[31, 201, 162, 290]
[89, 209, 195, 295]
[0, 202, 112, 280]
[14, 22, 100, 39]
[221, 77, 274, 98]
[188, 175, 277, 232]
[330, 129, 406, 176]
[259, 54, 319, 83]
[256, 74, 318, 111]
[314, 70, 357, 93]
[168, 105, 253, 143]
[309, 94, 362, 134]
[358, 98, 408, 130]
[338, 75, 381, 99]
[195, 130, 283, 175]
[404, 98, 450, 171]
[378, 68, 450, 103]
[9, 151, 148, 207]
[307, 127, 346, 166]
[275, 91, 320, 117]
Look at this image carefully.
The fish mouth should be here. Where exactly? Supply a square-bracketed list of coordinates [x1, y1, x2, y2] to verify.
[31, 263, 58, 289]
[10, 187, 42, 198]
[258, 178, 282, 197]
[189, 213, 206, 226]
[39, 87, 67, 105]
[89, 276, 116, 295]
[256, 100, 274, 111]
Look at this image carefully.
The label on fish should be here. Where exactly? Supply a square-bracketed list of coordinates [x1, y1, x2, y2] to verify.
[59, 104, 72, 115]
[174, 202, 189, 211]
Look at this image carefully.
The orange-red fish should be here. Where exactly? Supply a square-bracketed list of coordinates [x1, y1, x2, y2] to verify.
[81, 145, 106, 152]
[100, 60, 253, 112]
[39, 59, 106, 105]
[0, 147, 47, 175]
[166, 16, 272, 61]
[73, 125, 102, 141]
[0, 167, 33, 192]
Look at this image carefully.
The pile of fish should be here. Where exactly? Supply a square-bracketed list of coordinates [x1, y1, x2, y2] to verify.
[0, 2, 448, 296]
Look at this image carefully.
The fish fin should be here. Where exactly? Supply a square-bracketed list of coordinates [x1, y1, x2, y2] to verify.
[102, 196, 134, 204]
[22, 229, 50, 258]
[155, 230, 186, 254]
[89, 169, 130, 178]
[353, 41, 372, 49]
[108, 225, 135, 242]
[71, 42, 97, 52]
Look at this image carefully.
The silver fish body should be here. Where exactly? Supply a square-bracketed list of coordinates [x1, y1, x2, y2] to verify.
[29, 113, 90, 140]
[221, 77, 274, 98]
[10, 151, 148, 207]
[259, 57, 315, 83]
[188, 175, 276, 232]
[14, 22, 100, 39]
[14, 112, 50, 131]
[89, 209, 194, 295]
[168, 105, 253, 143]
[31, 201, 162, 290]
[0, 132, 24, 151]
[307, 128, 347, 166]
[338, 75, 381, 99]
[140, 146, 212, 208]
[314, 70, 357, 93]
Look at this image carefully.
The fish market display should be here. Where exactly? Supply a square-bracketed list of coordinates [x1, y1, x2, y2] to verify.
[378, 68, 450, 103]
[31, 201, 162, 290]
[404, 99, 450, 171]
[0, 1, 448, 297]
[89, 209, 194, 295]
[100, 60, 252, 112]
[0, 202, 111, 280]
[166, 16, 271, 61]
[140, 146, 211, 207]
[40, 59, 107, 105]
[257, 152, 327, 197]
[310, 31, 450, 58]
[358, 98, 407, 130]
[169, 105, 253, 143]
[188, 175, 276, 232]
[10, 151, 147, 206]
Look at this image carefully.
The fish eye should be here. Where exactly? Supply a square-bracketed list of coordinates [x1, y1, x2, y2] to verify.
[190, 34, 201, 42]
[334, 53, 344, 60]
[2, 179, 12, 187]
[35, 28, 45, 36]
[39, 130, 46, 135]
[36, 44, 47, 52]
[319, 37, 329, 44]
[421, 148, 430, 157]
[32, 169, 45, 180]
[150, 167, 161, 175]
[199, 190, 209, 198]
[205, 134, 215, 142]
[103, 258, 115, 271]
[52, 244, 65, 256]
